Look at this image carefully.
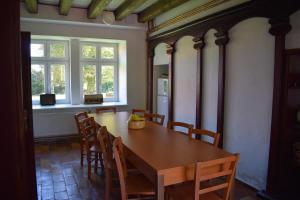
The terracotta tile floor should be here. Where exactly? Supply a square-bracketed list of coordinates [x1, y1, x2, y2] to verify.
[35, 142, 263, 200]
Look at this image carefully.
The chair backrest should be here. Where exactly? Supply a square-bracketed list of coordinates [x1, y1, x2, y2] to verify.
[132, 108, 146, 116]
[167, 121, 193, 135]
[144, 113, 165, 125]
[78, 117, 97, 142]
[193, 154, 239, 200]
[74, 112, 88, 136]
[97, 126, 113, 170]
[96, 106, 116, 113]
[113, 137, 128, 200]
[190, 128, 220, 147]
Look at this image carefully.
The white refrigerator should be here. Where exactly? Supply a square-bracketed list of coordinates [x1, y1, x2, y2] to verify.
[157, 78, 168, 126]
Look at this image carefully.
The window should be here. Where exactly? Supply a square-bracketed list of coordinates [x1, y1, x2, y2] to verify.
[31, 40, 70, 104]
[80, 42, 118, 102]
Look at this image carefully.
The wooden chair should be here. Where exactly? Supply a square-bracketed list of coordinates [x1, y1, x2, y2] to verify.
[167, 121, 193, 135]
[78, 117, 104, 179]
[189, 129, 221, 147]
[166, 154, 240, 200]
[74, 112, 89, 166]
[132, 108, 146, 116]
[144, 113, 165, 125]
[98, 127, 141, 200]
[113, 137, 155, 200]
[96, 106, 117, 113]
[97, 126, 114, 200]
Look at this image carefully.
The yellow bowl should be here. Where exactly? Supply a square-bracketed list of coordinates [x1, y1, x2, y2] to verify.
[128, 120, 146, 129]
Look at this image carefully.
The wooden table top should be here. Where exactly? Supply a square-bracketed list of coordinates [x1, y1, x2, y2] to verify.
[90, 112, 232, 172]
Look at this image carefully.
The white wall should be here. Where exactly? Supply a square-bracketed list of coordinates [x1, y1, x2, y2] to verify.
[224, 18, 274, 190]
[21, 11, 147, 137]
[174, 36, 197, 129]
[202, 29, 219, 132]
[286, 10, 300, 49]
[154, 43, 168, 65]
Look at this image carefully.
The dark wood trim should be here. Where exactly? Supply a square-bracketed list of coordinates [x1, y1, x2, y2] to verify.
[215, 31, 229, 148]
[34, 134, 79, 144]
[0, 1, 36, 199]
[148, 0, 300, 49]
[193, 36, 205, 129]
[266, 17, 291, 197]
[147, 48, 155, 112]
[166, 43, 176, 122]
[21, 32, 38, 200]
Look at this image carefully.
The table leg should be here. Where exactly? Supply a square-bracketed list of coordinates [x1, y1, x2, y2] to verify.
[156, 174, 164, 200]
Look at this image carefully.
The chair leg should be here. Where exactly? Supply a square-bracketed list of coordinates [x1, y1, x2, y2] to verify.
[99, 153, 104, 171]
[80, 143, 84, 167]
[94, 152, 98, 174]
[87, 150, 91, 179]
[104, 168, 112, 200]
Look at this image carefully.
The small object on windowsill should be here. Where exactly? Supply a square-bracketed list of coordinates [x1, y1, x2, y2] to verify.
[84, 94, 103, 104]
[128, 114, 146, 130]
[40, 94, 56, 106]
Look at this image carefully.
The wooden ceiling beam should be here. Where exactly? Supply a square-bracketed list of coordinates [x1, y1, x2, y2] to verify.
[59, 0, 73, 16]
[88, 0, 112, 19]
[138, 0, 190, 22]
[24, 0, 38, 13]
[115, 0, 148, 21]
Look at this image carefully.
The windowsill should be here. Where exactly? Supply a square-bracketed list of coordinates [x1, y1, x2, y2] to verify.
[32, 102, 127, 110]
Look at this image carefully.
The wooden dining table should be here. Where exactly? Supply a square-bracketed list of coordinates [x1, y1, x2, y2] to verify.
[89, 112, 234, 200]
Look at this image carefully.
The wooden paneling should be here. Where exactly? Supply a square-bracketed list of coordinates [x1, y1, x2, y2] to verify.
[59, 0, 73, 16]
[138, 0, 190, 23]
[88, 0, 112, 19]
[215, 31, 229, 148]
[193, 37, 205, 130]
[166, 43, 176, 122]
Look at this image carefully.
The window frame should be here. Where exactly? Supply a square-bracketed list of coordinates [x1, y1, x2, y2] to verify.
[31, 39, 70, 104]
[80, 42, 119, 102]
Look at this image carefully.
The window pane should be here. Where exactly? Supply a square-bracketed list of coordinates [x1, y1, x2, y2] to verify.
[50, 64, 66, 100]
[82, 45, 97, 59]
[31, 64, 45, 101]
[83, 64, 97, 95]
[101, 47, 114, 59]
[50, 43, 66, 58]
[31, 44, 44, 57]
[101, 65, 114, 98]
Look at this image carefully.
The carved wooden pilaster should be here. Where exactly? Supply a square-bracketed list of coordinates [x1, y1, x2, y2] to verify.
[193, 36, 205, 129]
[215, 31, 229, 148]
[266, 17, 291, 197]
[166, 43, 176, 122]
[147, 48, 155, 112]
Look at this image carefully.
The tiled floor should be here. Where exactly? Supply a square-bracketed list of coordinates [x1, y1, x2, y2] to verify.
[35, 142, 263, 200]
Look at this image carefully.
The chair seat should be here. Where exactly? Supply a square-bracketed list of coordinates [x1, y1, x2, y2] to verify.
[167, 181, 222, 200]
[126, 173, 155, 196]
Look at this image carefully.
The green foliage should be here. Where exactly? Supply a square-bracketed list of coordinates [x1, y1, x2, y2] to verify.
[101, 65, 114, 97]
[101, 47, 114, 59]
[51, 64, 65, 95]
[82, 45, 96, 59]
[83, 65, 96, 95]
[31, 67, 45, 95]
[50, 43, 65, 58]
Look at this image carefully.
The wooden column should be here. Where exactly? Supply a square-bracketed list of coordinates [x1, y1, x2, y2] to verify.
[147, 48, 155, 112]
[166, 43, 176, 122]
[266, 17, 291, 196]
[193, 36, 205, 129]
[215, 31, 229, 148]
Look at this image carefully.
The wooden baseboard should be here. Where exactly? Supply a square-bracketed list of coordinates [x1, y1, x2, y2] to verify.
[34, 134, 79, 144]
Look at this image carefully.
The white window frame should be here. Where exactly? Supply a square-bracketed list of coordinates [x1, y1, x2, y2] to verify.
[31, 39, 70, 104]
[80, 42, 119, 102]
